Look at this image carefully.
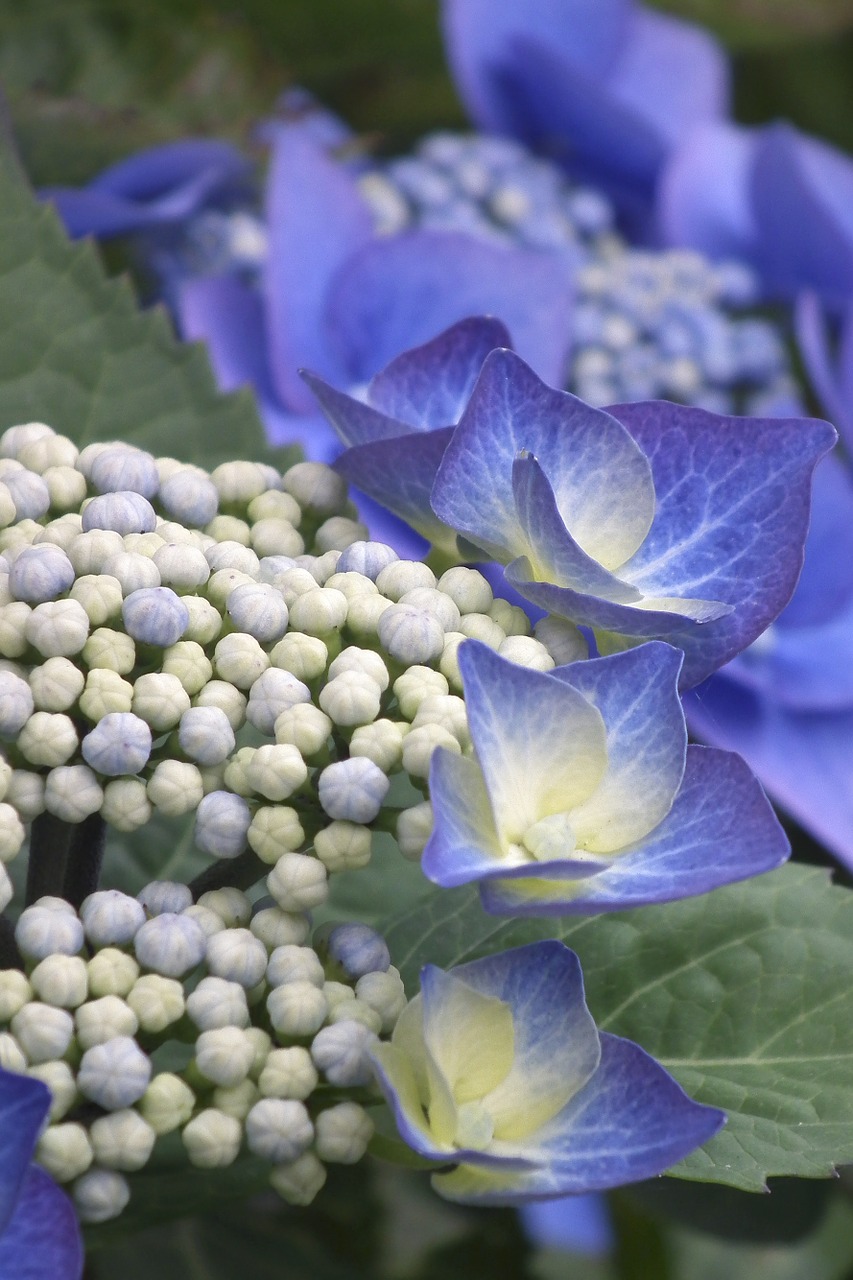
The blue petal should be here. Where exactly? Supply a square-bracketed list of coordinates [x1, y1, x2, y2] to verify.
[0, 1071, 50, 1235]
[432, 350, 654, 571]
[367, 317, 512, 430]
[262, 123, 376, 413]
[724, 604, 853, 711]
[778, 452, 853, 629]
[657, 121, 759, 263]
[549, 642, 687, 853]
[685, 676, 853, 873]
[441, 0, 630, 134]
[481, 745, 788, 915]
[300, 371, 410, 448]
[0, 1167, 83, 1280]
[326, 232, 575, 389]
[521, 1194, 613, 1255]
[795, 295, 853, 453]
[433, 1033, 724, 1202]
[424, 750, 505, 888]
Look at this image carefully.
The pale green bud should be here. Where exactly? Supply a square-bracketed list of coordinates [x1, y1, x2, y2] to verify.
[396, 801, 433, 861]
[314, 516, 367, 553]
[30, 955, 88, 1009]
[489, 597, 531, 636]
[257, 1046, 318, 1100]
[79, 669, 134, 721]
[87, 949, 139, 999]
[534, 615, 588, 664]
[214, 1078, 260, 1121]
[0, 601, 30, 657]
[498, 634, 555, 671]
[392, 666, 448, 719]
[90, 1109, 156, 1172]
[250, 906, 310, 951]
[182, 1108, 242, 1169]
[12, 1002, 74, 1063]
[131, 671, 191, 730]
[270, 632, 327, 681]
[436, 566, 493, 615]
[206, 514, 251, 546]
[212, 460, 272, 505]
[0, 1032, 26, 1072]
[348, 719, 405, 772]
[27, 1060, 77, 1121]
[267, 853, 328, 913]
[214, 632, 269, 688]
[313, 822, 372, 874]
[33, 514, 83, 550]
[75, 996, 139, 1050]
[126, 975, 185, 1033]
[248, 490, 301, 524]
[82, 627, 135, 675]
[0, 804, 25, 862]
[267, 945, 324, 989]
[36, 1123, 93, 1183]
[139, 1072, 195, 1135]
[195, 1026, 256, 1086]
[267, 981, 328, 1038]
[402, 723, 460, 779]
[269, 1151, 326, 1206]
[146, 759, 204, 817]
[245, 1097, 313, 1162]
[355, 968, 406, 1033]
[182, 904, 226, 938]
[319, 671, 382, 727]
[288, 587, 347, 637]
[273, 703, 332, 757]
[315, 1101, 373, 1164]
[248, 805, 305, 865]
[457, 612, 505, 647]
[18, 711, 78, 767]
[196, 888, 252, 929]
[187, 977, 249, 1031]
[161, 640, 212, 694]
[103, 551, 160, 594]
[206, 567, 255, 610]
[44, 765, 104, 823]
[327, 998, 381, 1033]
[206, 929, 268, 989]
[324, 572, 378, 603]
[0, 970, 32, 1022]
[249, 518, 304, 559]
[438, 634, 465, 690]
[275, 567, 325, 607]
[205, 540, 259, 576]
[5, 768, 45, 820]
[152, 543, 210, 591]
[221, 747, 255, 796]
[68, 529, 124, 576]
[101, 778, 152, 831]
[28, 656, 85, 711]
[123, 531, 166, 557]
[246, 744, 307, 802]
[283, 462, 345, 514]
[17, 432, 78, 473]
[181, 594, 223, 645]
[411, 693, 469, 748]
[192, 679, 246, 730]
[26, 598, 89, 657]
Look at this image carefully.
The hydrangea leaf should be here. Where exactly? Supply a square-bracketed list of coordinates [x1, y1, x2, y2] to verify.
[0, 135, 269, 468]
[383, 863, 853, 1192]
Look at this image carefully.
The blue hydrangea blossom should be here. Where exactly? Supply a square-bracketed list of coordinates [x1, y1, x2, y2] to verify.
[423, 640, 787, 914]
[371, 942, 724, 1202]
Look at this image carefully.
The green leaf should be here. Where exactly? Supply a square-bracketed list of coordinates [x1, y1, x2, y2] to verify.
[0, 131, 269, 467]
[382, 865, 853, 1192]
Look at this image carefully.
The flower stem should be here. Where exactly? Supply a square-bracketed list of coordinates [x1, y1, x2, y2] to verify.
[188, 848, 267, 900]
[63, 812, 107, 909]
[25, 813, 73, 906]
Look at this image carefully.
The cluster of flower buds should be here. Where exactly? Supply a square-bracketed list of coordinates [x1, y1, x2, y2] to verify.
[0, 883, 406, 1221]
[0, 421, 583, 917]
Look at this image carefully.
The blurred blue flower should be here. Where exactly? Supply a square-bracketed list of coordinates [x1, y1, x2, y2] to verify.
[371, 941, 724, 1203]
[441, 0, 730, 229]
[424, 640, 787, 914]
[521, 1194, 613, 1256]
[796, 292, 853, 453]
[0, 1067, 83, 1279]
[659, 121, 853, 308]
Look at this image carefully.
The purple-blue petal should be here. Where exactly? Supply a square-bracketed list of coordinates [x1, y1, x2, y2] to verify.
[335, 429, 458, 551]
[521, 1193, 613, 1255]
[0, 1070, 50, 1235]
[657, 121, 759, 263]
[795, 294, 853, 453]
[300, 372, 413, 448]
[0, 1166, 83, 1280]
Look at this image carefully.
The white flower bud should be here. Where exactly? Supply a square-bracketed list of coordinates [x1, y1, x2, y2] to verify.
[327, 997, 382, 1032]
[195, 1026, 256, 1086]
[315, 1101, 374, 1164]
[257, 556, 299, 591]
[314, 516, 367, 553]
[246, 668, 311, 735]
[534, 615, 589, 664]
[147, 759, 204, 816]
[181, 594, 223, 645]
[249, 490, 301, 524]
[1, 421, 55, 458]
[139, 1072, 195, 1135]
[221, 748, 255, 796]
[17, 433, 78, 474]
[245, 1026, 272, 1076]
[75, 995, 139, 1049]
[6, 768, 45, 820]
[26, 598, 89, 657]
[249, 518, 303, 560]
[0, 1032, 26, 1072]
[301, 549, 344, 582]
[273, 704, 331, 757]
[267, 981, 328, 1038]
[182, 1108, 242, 1168]
[250, 905, 310, 950]
[0, 601, 30, 658]
[355, 969, 406, 1033]
[498, 634, 556, 671]
[78, 669, 133, 722]
[182, 904, 226, 938]
[326, 978, 357, 1010]
[78, 1036, 151, 1110]
[18, 711, 77, 767]
[437, 566, 493, 614]
[489, 597, 531, 636]
[270, 632, 327, 681]
[82, 627, 135, 674]
[30, 955, 88, 1009]
[267, 853, 328, 912]
[16, 905, 84, 961]
[194, 791, 251, 858]
[68, 529, 124, 576]
[126, 975, 185, 1033]
[456, 613, 505, 647]
[27, 1060, 77, 1121]
[282, 461, 344, 513]
[342, 592, 394, 639]
[80, 889, 145, 947]
[192, 679, 246, 730]
[151, 543, 210, 592]
[192, 890, 249, 932]
[267, 945, 325, 989]
[213, 632, 269, 689]
[12, 1002, 74, 1062]
[399, 587, 460, 634]
[313, 822, 372, 873]
[87, 949, 139, 999]
[122, 586, 189, 647]
[269, 1150, 326, 1206]
[212, 460, 273, 505]
[36, 1123, 93, 1182]
[89, 1109, 156, 1172]
[319, 672, 382, 728]
[318, 757, 390, 823]
[103, 550, 161, 595]
[324, 572, 377, 604]
[329, 646, 389, 689]
[311, 1020, 375, 1086]
[134, 913, 206, 978]
[336, 540, 398, 580]
[275, 567, 324, 607]
[0, 970, 32, 1021]
[82, 491, 156, 536]
[214, 1078, 259, 1121]
[72, 1168, 131, 1224]
[9, 544, 74, 603]
[159, 467, 219, 526]
[206, 568, 255, 611]
[402, 724, 461, 779]
[131, 672, 191, 730]
[392, 666, 448, 719]
[90, 444, 158, 498]
[348, 719, 405, 772]
[257, 1046, 318, 1100]
[206, 929, 268, 989]
[82, 711, 151, 776]
[29, 656, 85, 711]
[187, 977, 250, 1031]
[0, 804, 25, 861]
[245, 1098, 313, 1162]
[247, 806, 304, 866]
[101, 778, 152, 830]
[161, 640, 212, 694]
[204, 541, 258, 577]
[0, 668, 34, 735]
[412, 693, 469, 747]
[3, 468, 50, 520]
[246, 744, 308, 802]
[137, 880, 192, 916]
[288, 587, 347, 637]
[374, 559, 434, 600]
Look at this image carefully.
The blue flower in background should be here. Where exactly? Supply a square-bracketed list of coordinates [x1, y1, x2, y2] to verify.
[658, 120, 853, 309]
[521, 1193, 613, 1256]
[423, 640, 787, 914]
[0, 1068, 83, 1279]
[371, 941, 725, 1203]
[796, 291, 853, 452]
[441, 0, 729, 229]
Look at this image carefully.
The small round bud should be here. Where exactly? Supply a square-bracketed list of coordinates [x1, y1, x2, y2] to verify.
[3, 468, 50, 520]
[82, 711, 151, 776]
[314, 516, 367, 553]
[27, 1060, 77, 1121]
[267, 945, 325, 989]
[72, 1168, 131, 1224]
[122, 586, 188, 647]
[311, 1020, 375, 1086]
[498, 634, 555, 671]
[249, 490, 301, 524]
[68, 530, 124, 576]
[82, 491, 156, 535]
[248, 805, 306, 864]
[26, 598, 89, 657]
[81, 890, 146, 946]
[221, 748, 255, 796]
[489, 598, 530, 636]
[81, 629, 135, 675]
[0, 803, 25, 861]
[1, 421, 55, 458]
[227, 582, 289, 642]
[214, 1078, 260, 1121]
[187, 977, 250, 1031]
[36, 1123, 93, 1183]
[75, 996, 139, 1050]
[269, 1151, 326, 1206]
[412, 694, 469, 748]
[245, 1098, 313, 1162]
[273, 704, 332, 757]
[181, 594, 223, 645]
[0, 1033, 25, 1073]
[151, 542, 210, 591]
[378, 603, 444, 664]
[0, 970, 32, 1021]
[137, 880, 193, 917]
[0, 668, 34, 735]
[257, 1046, 318, 1100]
[267, 853, 328, 912]
[318, 757, 390, 823]
[12, 1002, 75, 1062]
[327, 924, 390, 978]
[246, 744, 308, 802]
[89, 1109, 156, 1172]
[134, 913, 206, 978]
[131, 672, 191, 730]
[315, 1101, 374, 1163]
[319, 671, 382, 728]
[16, 905, 84, 961]
[9, 544, 74, 603]
[250, 905, 310, 950]
[44, 763, 103, 821]
[402, 723, 460, 779]
[206, 929, 268, 989]
[159, 467, 219, 526]
[392, 666, 448, 719]
[288, 587, 347, 636]
[194, 791, 251, 859]
[347, 719, 406, 772]
[192, 679, 246, 730]
[213, 632, 269, 689]
[246, 668, 311, 735]
[87, 949, 139, 999]
[147, 759, 204, 816]
[18, 711, 78, 766]
[182, 904, 226, 938]
[161, 640, 212, 695]
[30, 955, 88, 1008]
[28, 656, 85, 711]
[101, 777, 152, 830]
[6, 768, 45, 820]
[103, 550, 160, 594]
[0, 601, 30, 658]
[267, 981, 328, 1038]
[139, 1072, 195, 1135]
[337, 541, 398, 580]
[78, 1036, 151, 1110]
[437, 566, 493, 614]
[195, 1026, 256, 1087]
[314, 822, 372, 874]
[355, 969, 406, 1032]
[90, 445, 158, 498]
[396, 800, 433, 860]
[197, 888, 252, 929]
[283, 461, 346, 513]
[182, 1108, 242, 1169]
[126, 975, 185, 1033]
[534, 615, 589, 664]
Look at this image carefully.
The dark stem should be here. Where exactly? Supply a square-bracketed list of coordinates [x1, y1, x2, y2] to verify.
[188, 848, 267, 901]
[63, 812, 107, 908]
[0, 916, 23, 970]
[25, 813, 73, 906]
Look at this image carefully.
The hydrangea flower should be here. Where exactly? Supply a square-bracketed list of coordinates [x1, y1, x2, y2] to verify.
[371, 941, 724, 1202]
[0, 1068, 82, 1278]
[658, 120, 853, 308]
[423, 640, 787, 914]
[441, 0, 730, 228]
[796, 292, 853, 452]
[428, 347, 835, 687]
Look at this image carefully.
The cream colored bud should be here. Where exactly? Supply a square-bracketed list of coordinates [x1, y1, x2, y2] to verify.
[0, 970, 32, 1022]
[192, 679, 246, 730]
[87, 949, 139, 999]
[392, 666, 448, 719]
[127, 975, 185, 1033]
[269, 1151, 326, 1206]
[27, 1060, 77, 1121]
[498, 634, 555, 671]
[146, 759, 204, 816]
[181, 594, 223, 645]
[457, 612, 505, 647]
[270, 632, 327, 681]
[313, 822, 372, 874]
[75, 996, 139, 1049]
[314, 516, 367, 553]
[402, 723, 461, 779]
[161, 641, 212, 694]
[28, 656, 85, 712]
[132, 671, 191, 730]
[79, 668, 134, 720]
[182, 1108, 242, 1169]
[288, 587, 347, 637]
[139, 1072, 195, 1135]
[30, 955, 88, 1008]
[18, 711, 78, 767]
[82, 627, 135, 675]
[90, 1109, 156, 1171]
[101, 778, 152, 831]
[348, 719, 405, 771]
[489, 598, 531, 636]
[248, 806, 306, 864]
[274, 703, 332, 757]
[36, 1123, 93, 1183]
